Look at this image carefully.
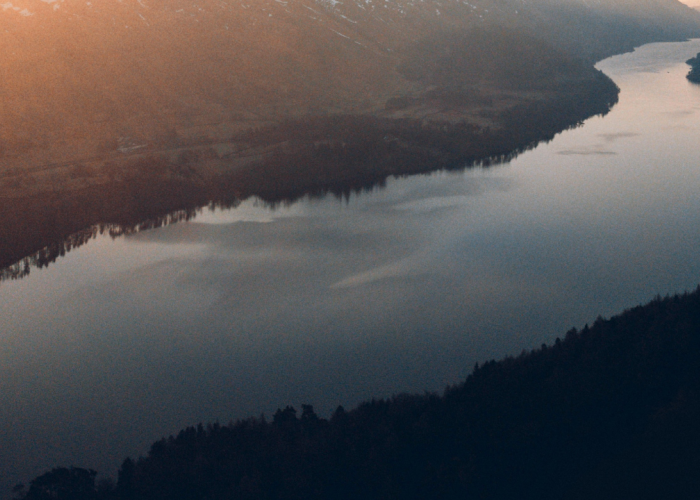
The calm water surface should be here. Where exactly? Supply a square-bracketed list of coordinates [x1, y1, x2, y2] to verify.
[2, 40, 700, 494]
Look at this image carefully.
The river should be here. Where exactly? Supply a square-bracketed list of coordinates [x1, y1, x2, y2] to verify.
[2, 39, 700, 496]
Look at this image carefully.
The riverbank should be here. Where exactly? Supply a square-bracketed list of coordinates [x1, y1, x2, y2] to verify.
[687, 52, 700, 82]
[4, 0, 699, 280]
[0, 67, 618, 279]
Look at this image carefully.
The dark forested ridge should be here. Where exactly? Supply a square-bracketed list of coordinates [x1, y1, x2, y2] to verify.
[13, 287, 700, 500]
[687, 52, 700, 83]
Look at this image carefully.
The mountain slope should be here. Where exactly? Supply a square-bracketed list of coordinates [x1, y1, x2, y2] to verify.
[1, 0, 700, 279]
[0, 0, 698, 170]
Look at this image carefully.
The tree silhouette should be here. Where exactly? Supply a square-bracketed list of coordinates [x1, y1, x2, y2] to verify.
[16, 467, 98, 500]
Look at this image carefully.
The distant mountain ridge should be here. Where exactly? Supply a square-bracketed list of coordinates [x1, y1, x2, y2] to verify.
[0, 0, 698, 170]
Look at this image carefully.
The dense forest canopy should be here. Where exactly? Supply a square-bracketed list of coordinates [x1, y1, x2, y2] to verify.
[13, 287, 700, 499]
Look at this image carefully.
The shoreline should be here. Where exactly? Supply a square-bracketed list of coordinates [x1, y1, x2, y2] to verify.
[0, 68, 619, 280]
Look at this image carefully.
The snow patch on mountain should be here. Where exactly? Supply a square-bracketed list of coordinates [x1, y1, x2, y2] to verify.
[1, 1, 33, 15]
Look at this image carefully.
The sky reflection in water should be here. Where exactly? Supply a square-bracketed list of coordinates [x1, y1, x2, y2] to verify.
[2, 39, 700, 495]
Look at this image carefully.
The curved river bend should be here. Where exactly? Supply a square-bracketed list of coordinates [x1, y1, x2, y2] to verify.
[2, 40, 700, 495]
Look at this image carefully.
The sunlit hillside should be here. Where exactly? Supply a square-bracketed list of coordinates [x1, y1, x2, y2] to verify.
[0, 0, 698, 171]
[0, 0, 411, 167]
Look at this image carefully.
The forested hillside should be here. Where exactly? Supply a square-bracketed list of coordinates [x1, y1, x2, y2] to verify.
[14, 287, 700, 499]
[3, 0, 700, 279]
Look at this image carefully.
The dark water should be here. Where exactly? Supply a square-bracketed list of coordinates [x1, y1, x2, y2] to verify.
[2, 39, 700, 495]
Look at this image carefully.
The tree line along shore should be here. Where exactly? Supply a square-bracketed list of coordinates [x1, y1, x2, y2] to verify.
[12, 287, 700, 500]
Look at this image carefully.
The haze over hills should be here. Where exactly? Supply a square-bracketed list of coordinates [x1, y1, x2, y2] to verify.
[1, 0, 699, 171]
